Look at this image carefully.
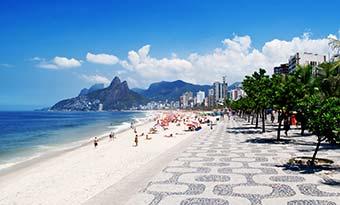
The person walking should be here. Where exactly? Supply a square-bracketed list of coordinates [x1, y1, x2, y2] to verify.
[94, 137, 98, 148]
[283, 112, 290, 136]
[109, 131, 115, 141]
[271, 110, 275, 124]
[134, 134, 138, 147]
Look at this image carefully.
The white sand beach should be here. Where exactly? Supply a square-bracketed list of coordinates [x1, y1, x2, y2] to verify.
[0, 111, 208, 205]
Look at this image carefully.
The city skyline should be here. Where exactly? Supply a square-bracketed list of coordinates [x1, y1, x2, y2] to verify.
[0, 0, 340, 109]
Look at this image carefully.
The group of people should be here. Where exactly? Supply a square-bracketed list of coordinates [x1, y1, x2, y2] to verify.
[133, 127, 152, 147]
[93, 113, 204, 149]
[93, 131, 116, 148]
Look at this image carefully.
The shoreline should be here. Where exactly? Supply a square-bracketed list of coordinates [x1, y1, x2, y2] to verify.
[0, 110, 154, 175]
[0, 110, 204, 204]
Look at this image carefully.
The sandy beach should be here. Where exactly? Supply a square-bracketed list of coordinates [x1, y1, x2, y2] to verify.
[0, 111, 208, 205]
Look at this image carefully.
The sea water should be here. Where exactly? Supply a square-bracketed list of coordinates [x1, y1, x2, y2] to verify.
[0, 111, 147, 170]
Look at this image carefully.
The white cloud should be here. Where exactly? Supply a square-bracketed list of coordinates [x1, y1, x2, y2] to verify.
[35, 56, 81, 69]
[53, 56, 81, 68]
[38, 63, 59, 69]
[0, 63, 14, 68]
[120, 45, 193, 80]
[86, 52, 119, 65]
[262, 33, 329, 65]
[31, 57, 43, 61]
[32, 33, 334, 88]
[80, 74, 110, 85]
[118, 33, 332, 87]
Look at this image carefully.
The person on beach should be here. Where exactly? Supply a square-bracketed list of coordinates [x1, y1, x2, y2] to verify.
[134, 134, 138, 146]
[94, 137, 98, 148]
[164, 133, 173, 137]
[109, 132, 115, 141]
[146, 134, 151, 140]
[210, 121, 213, 130]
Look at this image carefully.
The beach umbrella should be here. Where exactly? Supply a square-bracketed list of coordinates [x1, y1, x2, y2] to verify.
[186, 123, 196, 128]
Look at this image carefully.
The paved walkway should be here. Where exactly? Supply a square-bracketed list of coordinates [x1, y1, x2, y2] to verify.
[125, 118, 340, 205]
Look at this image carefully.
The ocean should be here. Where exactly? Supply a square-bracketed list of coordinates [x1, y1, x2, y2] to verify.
[0, 111, 148, 170]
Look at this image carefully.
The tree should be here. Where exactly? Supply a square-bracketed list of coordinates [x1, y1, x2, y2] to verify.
[303, 95, 340, 165]
[243, 74, 259, 127]
[271, 73, 299, 140]
[242, 69, 272, 132]
[294, 65, 314, 136]
[301, 61, 340, 165]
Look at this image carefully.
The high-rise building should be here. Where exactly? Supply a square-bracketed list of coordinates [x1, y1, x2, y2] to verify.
[207, 89, 215, 107]
[331, 54, 340, 62]
[288, 52, 326, 73]
[213, 78, 227, 104]
[273, 63, 289, 74]
[228, 85, 245, 101]
[222, 76, 228, 100]
[196, 91, 205, 105]
[180, 91, 193, 108]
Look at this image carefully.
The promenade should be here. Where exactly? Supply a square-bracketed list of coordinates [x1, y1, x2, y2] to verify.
[122, 118, 340, 205]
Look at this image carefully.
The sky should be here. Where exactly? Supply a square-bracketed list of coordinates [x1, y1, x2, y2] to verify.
[0, 0, 339, 109]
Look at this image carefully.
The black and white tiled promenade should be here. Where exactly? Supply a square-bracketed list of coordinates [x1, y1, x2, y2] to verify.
[127, 119, 340, 205]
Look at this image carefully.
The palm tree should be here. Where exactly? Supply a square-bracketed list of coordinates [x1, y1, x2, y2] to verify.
[294, 65, 314, 136]
[313, 62, 340, 98]
[271, 73, 299, 140]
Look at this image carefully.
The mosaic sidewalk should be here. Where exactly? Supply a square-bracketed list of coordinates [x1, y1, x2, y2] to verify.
[126, 119, 340, 205]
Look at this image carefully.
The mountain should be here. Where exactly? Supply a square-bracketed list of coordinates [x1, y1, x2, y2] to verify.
[228, 82, 242, 90]
[131, 88, 145, 94]
[50, 77, 147, 111]
[78, 83, 105, 96]
[137, 80, 212, 101]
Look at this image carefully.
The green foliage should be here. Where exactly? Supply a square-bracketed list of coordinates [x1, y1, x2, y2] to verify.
[234, 60, 340, 163]
[304, 95, 340, 142]
[242, 68, 273, 131]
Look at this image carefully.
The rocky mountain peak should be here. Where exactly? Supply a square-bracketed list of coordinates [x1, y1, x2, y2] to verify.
[121, 81, 129, 89]
[51, 76, 147, 111]
[109, 76, 121, 88]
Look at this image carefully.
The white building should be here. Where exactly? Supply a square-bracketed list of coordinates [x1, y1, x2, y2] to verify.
[207, 89, 215, 107]
[331, 54, 340, 62]
[98, 103, 103, 111]
[213, 82, 227, 103]
[288, 52, 326, 73]
[196, 91, 205, 105]
[180, 91, 193, 108]
[229, 87, 245, 101]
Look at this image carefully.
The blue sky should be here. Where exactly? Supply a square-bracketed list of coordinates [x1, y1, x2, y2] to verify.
[0, 0, 339, 109]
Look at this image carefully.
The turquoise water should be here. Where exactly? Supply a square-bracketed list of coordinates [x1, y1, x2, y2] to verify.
[0, 111, 146, 169]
